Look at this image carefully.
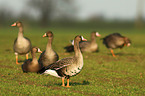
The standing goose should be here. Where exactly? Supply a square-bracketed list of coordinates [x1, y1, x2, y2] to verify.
[40, 35, 84, 87]
[64, 32, 101, 52]
[102, 33, 131, 57]
[79, 32, 101, 52]
[11, 21, 32, 64]
[22, 47, 43, 73]
[38, 31, 59, 67]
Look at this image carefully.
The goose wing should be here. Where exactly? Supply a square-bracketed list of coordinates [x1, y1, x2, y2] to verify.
[45, 57, 74, 70]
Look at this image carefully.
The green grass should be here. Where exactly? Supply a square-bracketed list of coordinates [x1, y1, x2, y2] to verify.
[0, 26, 145, 96]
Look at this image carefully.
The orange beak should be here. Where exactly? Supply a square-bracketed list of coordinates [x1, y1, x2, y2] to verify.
[43, 33, 46, 37]
[127, 43, 131, 47]
[11, 23, 16, 27]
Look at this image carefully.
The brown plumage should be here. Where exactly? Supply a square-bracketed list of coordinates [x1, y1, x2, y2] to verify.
[38, 31, 59, 67]
[64, 32, 101, 52]
[11, 21, 32, 64]
[40, 35, 84, 87]
[103, 33, 131, 57]
[22, 47, 43, 73]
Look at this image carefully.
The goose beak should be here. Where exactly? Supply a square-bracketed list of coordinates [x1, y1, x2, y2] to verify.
[82, 36, 87, 41]
[43, 33, 47, 37]
[11, 23, 16, 27]
[127, 43, 131, 47]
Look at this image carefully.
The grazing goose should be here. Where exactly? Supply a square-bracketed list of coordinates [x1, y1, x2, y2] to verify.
[102, 33, 131, 57]
[40, 35, 84, 87]
[11, 21, 32, 64]
[22, 47, 43, 73]
[38, 31, 59, 67]
[64, 32, 101, 52]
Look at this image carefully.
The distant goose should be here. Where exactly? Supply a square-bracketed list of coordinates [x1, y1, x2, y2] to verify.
[22, 47, 43, 73]
[40, 35, 84, 87]
[79, 32, 101, 52]
[38, 31, 59, 67]
[64, 36, 87, 52]
[64, 32, 101, 52]
[102, 33, 131, 57]
[11, 21, 32, 64]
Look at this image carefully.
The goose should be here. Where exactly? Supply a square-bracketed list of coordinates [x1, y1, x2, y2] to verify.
[38, 31, 59, 67]
[64, 36, 87, 52]
[22, 47, 43, 73]
[40, 35, 84, 87]
[79, 32, 101, 52]
[102, 33, 131, 57]
[64, 32, 101, 52]
[11, 21, 32, 64]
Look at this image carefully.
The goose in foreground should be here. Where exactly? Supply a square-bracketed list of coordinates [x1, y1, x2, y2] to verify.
[38, 31, 59, 67]
[40, 35, 84, 87]
[11, 21, 32, 64]
[22, 47, 43, 73]
[64, 32, 101, 52]
[102, 33, 131, 57]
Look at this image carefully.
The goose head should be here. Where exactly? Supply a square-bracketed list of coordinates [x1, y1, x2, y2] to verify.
[124, 37, 131, 47]
[11, 21, 23, 27]
[43, 31, 53, 39]
[92, 32, 101, 37]
[31, 47, 42, 54]
[71, 36, 87, 45]
[74, 35, 82, 43]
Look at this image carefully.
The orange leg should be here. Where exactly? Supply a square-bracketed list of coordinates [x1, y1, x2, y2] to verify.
[16, 55, 20, 64]
[110, 49, 116, 57]
[66, 78, 71, 87]
[61, 77, 65, 87]
[26, 54, 29, 59]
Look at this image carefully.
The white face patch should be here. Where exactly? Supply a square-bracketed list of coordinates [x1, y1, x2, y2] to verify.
[37, 48, 42, 53]
[96, 32, 101, 37]
[81, 36, 87, 41]
[71, 40, 74, 45]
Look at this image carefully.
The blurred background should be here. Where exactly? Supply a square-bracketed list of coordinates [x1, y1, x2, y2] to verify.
[0, 0, 145, 29]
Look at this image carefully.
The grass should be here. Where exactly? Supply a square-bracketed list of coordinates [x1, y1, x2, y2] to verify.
[0, 26, 145, 96]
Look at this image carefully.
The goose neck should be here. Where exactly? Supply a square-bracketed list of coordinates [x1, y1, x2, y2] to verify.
[74, 40, 82, 57]
[46, 38, 53, 52]
[18, 26, 24, 38]
[31, 51, 38, 63]
[91, 35, 96, 44]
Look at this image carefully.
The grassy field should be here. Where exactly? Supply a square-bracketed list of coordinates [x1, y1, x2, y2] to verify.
[0, 26, 145, 96]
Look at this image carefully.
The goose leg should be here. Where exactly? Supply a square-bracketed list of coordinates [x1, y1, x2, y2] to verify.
[61, 77, 65, 87]
[16, 55, 19, 64]
[66, 78, 71, 87]
[110, 49, 116, 57]
[26, 53, 29, 59]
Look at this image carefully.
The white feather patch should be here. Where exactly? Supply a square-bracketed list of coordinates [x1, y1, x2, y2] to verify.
[44, 69, 61, 78]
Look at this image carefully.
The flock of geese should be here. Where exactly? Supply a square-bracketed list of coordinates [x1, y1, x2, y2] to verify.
[11, 21, 131, 87]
